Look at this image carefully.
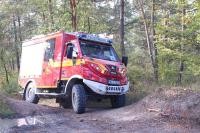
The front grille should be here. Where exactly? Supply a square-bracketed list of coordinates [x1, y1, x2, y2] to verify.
[106, 65, 117, 75]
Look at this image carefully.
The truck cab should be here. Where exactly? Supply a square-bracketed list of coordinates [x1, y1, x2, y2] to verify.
[19, 31, 129, 114]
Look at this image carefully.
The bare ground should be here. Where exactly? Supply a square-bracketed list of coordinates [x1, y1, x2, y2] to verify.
[0, 87, 200, 133]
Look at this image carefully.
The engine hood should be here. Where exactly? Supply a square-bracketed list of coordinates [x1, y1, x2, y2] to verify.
[84, 57, 122, 67]
[82, 57, 128, 85]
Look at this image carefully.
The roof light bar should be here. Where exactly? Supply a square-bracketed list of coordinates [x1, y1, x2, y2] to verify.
[77, 33, 112, 44]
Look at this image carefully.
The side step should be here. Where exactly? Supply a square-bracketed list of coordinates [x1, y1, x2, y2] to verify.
[36, 92, 65, 96]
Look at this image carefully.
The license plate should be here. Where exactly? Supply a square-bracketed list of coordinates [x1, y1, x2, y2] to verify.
[106, 86, 124, 93]
[108, 80, 120, 85]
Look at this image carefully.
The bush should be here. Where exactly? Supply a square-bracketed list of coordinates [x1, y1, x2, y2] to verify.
[0, 73, 19, 95]
[126, 81, 158, 105]
[0, 98, 15, 118]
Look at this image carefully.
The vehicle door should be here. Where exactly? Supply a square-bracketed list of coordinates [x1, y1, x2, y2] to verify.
[41, 38, 56, 87]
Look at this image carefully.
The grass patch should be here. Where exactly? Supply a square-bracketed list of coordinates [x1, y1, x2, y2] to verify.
[126, 81, 158, 105]
[0, 98, 15, 118]
[0, 73, 19, 96]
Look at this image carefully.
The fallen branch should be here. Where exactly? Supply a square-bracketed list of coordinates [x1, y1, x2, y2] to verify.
[146, 108, 161, 112]
[160, 112, 170, 117]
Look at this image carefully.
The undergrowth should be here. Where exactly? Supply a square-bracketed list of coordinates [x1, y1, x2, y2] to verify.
[0, 73, 19, 95]
[0, 99, 15, 118]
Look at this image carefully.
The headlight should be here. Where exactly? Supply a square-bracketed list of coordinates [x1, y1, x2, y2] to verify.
[90, 63, 108, 74]
[118, 65, 127, 76]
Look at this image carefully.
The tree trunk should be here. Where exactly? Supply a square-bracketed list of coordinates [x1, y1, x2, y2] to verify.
[3, 63, 9, 84]
[87, 17, 91, 33]
[138, 0, 154, 71]
[11, 58, 15, 71]
[177, 7, 186, 85]
[13, 15, 20, 72]
[48, 0, 54, 31]
[17, 15, 22, 43]
[120, 0, 125, 56]
[151, 0, 158, 82]
[0, 50, 9, 84]
[42, 11, 46, 23]
[70, 0, 77, 31]
[17, 15, 22, 63]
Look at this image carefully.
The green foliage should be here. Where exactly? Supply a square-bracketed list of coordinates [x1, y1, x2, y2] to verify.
[0, 100, 15, 118]
[127, 47, 153, 84]
[126, 81, 157, 104]
[155, 0, 200, 85]
[0, 72, 19, 95]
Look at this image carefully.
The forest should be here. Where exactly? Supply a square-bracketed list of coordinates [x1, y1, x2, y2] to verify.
[0, 0, 200, 96]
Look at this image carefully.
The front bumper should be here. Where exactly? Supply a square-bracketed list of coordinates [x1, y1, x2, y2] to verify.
[83, 79, 129, 95]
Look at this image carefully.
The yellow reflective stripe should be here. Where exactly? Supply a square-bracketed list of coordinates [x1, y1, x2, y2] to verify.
[63, 60, 73, 66]
[77, 59, 85, 65]
[49, 59, 85, 68]
[61, 78, 69, 80]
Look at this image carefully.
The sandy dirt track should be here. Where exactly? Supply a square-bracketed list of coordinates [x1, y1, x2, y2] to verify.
[1, 87, 200, 133]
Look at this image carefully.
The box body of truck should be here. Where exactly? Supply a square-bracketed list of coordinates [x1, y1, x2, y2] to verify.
[19, 31, 129, 113]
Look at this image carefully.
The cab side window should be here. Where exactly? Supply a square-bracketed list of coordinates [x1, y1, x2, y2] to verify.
[44, 39, 56, 61]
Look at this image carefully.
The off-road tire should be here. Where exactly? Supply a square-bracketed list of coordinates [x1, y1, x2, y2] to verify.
[110, 94, 126, 108]
[72, 84, 86, 114]
[59, 97, 72, 108]
[25, 82, 39, 104]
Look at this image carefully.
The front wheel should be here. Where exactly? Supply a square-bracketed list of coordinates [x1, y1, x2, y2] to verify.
[110, 94, 126, 108]
[72, 84, 86, 114]
[25, 82, 39, 104]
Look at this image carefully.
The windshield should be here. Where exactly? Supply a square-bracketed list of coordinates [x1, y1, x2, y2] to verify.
[80, 41, 119, 62]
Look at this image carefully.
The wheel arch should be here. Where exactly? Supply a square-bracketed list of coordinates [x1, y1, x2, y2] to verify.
[64, 75, 83, 96]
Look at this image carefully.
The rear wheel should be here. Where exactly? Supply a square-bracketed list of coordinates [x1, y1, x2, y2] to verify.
[72, 84, 86, 114]
[25, 82, 39, 104]
[110, 94, 126, 108]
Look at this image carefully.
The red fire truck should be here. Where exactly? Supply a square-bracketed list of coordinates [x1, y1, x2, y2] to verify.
[19, 31, 129, 114]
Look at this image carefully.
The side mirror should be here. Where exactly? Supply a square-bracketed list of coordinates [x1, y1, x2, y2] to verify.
[67, 46, 73, 59]
[122, 56, 128, 66]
